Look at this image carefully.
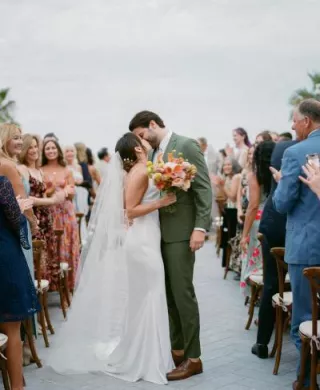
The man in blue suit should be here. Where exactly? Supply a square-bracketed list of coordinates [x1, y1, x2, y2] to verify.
[273, 99, 320, 389]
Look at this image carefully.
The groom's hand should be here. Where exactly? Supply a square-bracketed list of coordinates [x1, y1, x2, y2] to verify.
[190, 230, 206, 252]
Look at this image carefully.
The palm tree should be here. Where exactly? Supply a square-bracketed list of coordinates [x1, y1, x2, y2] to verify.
[0, 88, 16, 123]
[289, 72, 320, 109]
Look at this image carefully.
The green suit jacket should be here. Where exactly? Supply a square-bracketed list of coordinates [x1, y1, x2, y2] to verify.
[150, 133, 212, 243]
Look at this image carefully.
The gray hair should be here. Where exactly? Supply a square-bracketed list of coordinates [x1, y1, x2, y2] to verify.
[297, 99, 320, 123]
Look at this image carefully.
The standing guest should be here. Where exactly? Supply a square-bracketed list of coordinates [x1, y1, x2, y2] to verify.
[97, 147, 110, 163]
[64, 145, 88, 243]
[213, 158, 242, 269]
[0, 124, 39, 365]
[272, 99, 320, 390]
[86, 147, 101, 189]
[240, 141, 275, 296]
[42, 140, 80, 292]
[270, 132, 280, 142]
[19, 134, 65, 288]
[251, 139, 297, 359]
[0, 171, 40, 390]
[43, 132, 59, 143]
[75, 142, 93, 223]
[255, 131, 273, 145]
[229, 127, 251, 168]
[279, 132, 293, 141]
[299, 163, 320, 198]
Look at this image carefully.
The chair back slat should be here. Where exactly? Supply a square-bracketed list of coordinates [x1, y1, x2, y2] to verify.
[54, 229, 64, 264]
[303, 267, 320, 340]
[270, 248, 287, 298]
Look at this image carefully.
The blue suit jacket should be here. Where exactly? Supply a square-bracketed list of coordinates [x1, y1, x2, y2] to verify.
[273, 129, 320, 266]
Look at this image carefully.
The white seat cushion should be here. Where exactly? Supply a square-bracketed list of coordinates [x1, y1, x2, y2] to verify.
[299, 320, 320, 338]
[272, 291, 293, 306]
[0, 333, 8, 348]
[60, 262, 69, 271]
[249, 274, 263, 285]
[34, 279, 49, 291]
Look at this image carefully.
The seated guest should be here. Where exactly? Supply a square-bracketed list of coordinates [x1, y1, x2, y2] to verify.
[0, 171, 40, 390]
[273, 99, 320, 389]
[251, 139, 297, 359]
[240, 141, 275, 296]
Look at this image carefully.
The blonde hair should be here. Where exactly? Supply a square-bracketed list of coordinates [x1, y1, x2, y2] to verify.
[0, 123, 21, 161]
[64, 145, 77, 164]
[74, 142, 87, 163]
[19, 134, 41, 168]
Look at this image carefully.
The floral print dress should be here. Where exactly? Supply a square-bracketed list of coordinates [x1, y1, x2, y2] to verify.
[240, 193, 266, 296]
[29, 175, 59, 290]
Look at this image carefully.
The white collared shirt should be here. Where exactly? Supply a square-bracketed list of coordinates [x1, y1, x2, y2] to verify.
[153, 129, 173, 161]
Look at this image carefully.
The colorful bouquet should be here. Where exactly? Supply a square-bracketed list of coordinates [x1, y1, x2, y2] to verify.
[147, 150, 197, 212]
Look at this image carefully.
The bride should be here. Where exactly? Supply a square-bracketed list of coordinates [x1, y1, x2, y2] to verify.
[47, 132, 176, 384]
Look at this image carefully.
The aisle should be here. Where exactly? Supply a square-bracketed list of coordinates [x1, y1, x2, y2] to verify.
[23, 241, 296, 390]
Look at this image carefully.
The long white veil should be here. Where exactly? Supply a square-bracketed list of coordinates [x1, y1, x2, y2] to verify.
[47, 153, 129, 373]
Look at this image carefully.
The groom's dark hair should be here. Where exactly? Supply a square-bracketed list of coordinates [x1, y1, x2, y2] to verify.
[129, 111, 165, 131]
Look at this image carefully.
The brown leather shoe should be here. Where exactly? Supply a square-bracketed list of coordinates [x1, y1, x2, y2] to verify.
[172, 352, 184, 368]
[167, 359, 203, 381]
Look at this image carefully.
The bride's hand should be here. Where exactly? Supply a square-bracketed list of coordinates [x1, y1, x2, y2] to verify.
[160, 193, 177, 207]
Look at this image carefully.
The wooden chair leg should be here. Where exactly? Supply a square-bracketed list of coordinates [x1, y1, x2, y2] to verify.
[24, 319, 42, 368]
[38, 295, 50, 348]
[63, 271, 71, 307]
[270, 306, 279, 358]
[273, 308, 284, 375]
[1, 367, 10, 390]
[223, 245, 231, 280]
[298, 339, 310, 389]
[245, 284, 258, 330]
[311, 338, 318, 390]
[43, 291, 55, 335]
[58, 279, 67, 319]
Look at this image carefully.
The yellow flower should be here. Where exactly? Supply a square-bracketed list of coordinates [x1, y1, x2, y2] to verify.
[153, 172, 162, 182]
[147, 161, 153, 167]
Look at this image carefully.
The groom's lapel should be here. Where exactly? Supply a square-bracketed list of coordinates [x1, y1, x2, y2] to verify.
[163, 133, 178, 163]
[148, 149, 154, 162]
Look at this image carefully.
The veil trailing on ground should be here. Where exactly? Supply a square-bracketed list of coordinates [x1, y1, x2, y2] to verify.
[46, 153, 129, 373]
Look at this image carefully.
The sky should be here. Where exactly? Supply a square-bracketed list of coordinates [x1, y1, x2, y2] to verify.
[0, 0, 319, 153]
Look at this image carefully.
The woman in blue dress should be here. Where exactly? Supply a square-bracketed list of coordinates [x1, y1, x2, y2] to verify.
[0, 173, 40, 389]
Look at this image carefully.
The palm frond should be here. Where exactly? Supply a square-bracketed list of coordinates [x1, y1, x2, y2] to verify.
[308, 72, 320, 87]
[0, 88, 10, 103]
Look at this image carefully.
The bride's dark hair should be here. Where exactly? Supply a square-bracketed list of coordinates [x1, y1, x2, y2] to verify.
[115, 132, 146, 172]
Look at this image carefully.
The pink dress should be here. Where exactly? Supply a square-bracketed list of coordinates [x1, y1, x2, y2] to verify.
[52, 178, 80, 291]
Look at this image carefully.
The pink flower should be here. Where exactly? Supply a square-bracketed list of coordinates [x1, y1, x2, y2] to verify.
[240, 281, 246, 288]
[252, 248, 260, 258]
[248, 259, 255, 267]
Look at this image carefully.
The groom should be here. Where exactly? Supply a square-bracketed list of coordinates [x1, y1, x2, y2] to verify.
[129, 111, 212, 380]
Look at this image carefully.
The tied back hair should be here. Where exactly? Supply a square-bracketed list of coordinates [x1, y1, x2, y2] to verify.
[252, 141, 275, 195]
[115, 132, 146, 173]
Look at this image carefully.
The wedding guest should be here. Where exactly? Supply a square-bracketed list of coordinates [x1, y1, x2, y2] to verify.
[279, 132, 293, 141]
[42, 140, 80, 292]
[299, 163, 320, 199]
[19, 134, 65, 288]
[270, 132, 279, 142]
[240, 141, 275, 296]
[0, 170, 40, 390]
[229, 146, 254, 279]
[251, 139, 296, 359]
[272, 99, 320, 389]
[64, 145, 88, 243]
[213, 158, 242, 269]
[230, 127, 251, 168]
[43, 132, 59, 143]
[86, 147, 101, 190]
[255, 131, 273, 145]
[97, 147, 110, 163]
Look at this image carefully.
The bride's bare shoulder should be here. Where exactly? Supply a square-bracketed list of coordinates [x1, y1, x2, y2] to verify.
[125, 163, 148, 187]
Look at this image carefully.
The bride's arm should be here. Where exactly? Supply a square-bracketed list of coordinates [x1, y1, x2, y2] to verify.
[125, 165, 175, 219]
